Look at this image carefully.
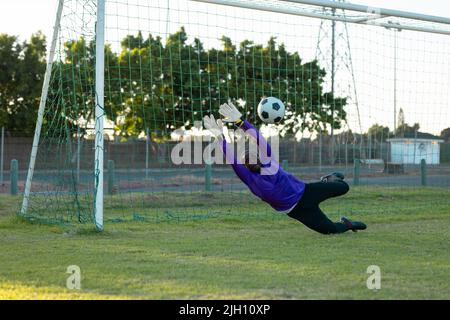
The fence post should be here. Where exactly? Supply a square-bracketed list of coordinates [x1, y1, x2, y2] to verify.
[108, 160, 115, 195]
[282, 159, 289, 172]
[11, 159, 18, 195]
[0, 127, 4, 185]
[420, 159, 427, 186]
[76, 127, 81, 184]
[318, 132, 322, 170]
[205, 164, 212, 192]
[146, 128, 150, 180]
[353, 158, 360, 186]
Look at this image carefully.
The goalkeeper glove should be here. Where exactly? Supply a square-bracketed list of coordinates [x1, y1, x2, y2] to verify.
[219, 103, 244, 127]
[203, 114, 225, 139]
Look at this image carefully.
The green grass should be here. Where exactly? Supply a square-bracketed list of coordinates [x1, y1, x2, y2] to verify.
[0, 186, 449, 299]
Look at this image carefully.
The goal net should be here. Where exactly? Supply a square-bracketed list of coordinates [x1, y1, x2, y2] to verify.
[20, 0, 450, 229]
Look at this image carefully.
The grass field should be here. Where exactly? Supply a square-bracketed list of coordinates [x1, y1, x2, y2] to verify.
[0, 186, 449, 300]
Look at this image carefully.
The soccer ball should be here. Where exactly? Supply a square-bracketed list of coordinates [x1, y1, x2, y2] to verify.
[257, 97, 286, 124]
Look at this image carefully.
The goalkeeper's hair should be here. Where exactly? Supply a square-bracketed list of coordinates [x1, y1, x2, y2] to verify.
[241, 150, 262, 174]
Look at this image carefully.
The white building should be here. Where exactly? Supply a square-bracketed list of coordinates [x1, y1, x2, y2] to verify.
[387, 134, 444, 165]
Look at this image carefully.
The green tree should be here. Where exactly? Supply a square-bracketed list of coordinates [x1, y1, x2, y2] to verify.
[397, 122, 420, 138]
[367, 124, 391, 142]
[13, 32, 47, 135]
[98, 29, 348, 137]
[0, 32, 47, 135]
[2, 28, 348, 138]
[440, 127, 450, 142]
[397, 107, 405, 132]
[0, 34, 22, 129]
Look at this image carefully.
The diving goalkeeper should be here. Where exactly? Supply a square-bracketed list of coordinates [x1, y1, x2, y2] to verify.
[204, 103, 367, 235]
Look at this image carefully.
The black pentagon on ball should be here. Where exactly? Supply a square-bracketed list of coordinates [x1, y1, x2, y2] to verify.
[261, 98, 268, 105]
[274, 117, 282, 123]
[272, 102, 281, 111]
[261, 111, 269, 119]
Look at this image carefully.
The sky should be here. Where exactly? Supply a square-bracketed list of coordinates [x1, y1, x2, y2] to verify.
[1, 0, 449, 136]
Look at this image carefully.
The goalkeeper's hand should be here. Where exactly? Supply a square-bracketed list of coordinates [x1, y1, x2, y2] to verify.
[204, 114, 224, 139]
[219, 102, 243, 125]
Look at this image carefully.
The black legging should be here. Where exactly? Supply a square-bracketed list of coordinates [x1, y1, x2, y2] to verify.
[287, 181, 350, 234]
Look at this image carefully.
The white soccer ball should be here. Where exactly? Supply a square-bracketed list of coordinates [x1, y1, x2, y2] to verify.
[257, 97, 286, 124]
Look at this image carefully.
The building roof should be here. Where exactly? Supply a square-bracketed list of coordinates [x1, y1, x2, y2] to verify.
[387, 131, 444, 143]
[401, 132, 442, 139]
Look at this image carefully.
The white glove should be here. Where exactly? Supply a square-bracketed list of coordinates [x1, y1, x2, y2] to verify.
[203, 114, 224, 139]
[219, 103, 243, 123]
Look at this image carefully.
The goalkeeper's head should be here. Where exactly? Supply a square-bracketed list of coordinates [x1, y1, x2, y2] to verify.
[242, 150, 262, 174]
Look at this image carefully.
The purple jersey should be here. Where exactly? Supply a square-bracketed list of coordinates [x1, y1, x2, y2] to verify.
[221, 120, 305, 212]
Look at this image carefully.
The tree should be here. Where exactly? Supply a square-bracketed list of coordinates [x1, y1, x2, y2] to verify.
[0, 34, 22, 129]
[100, 30, 348, 136]
[0, 32, 47, 135]
[367, 124, 391, 142]
[441, 127, 450, 142]
[395, 108, 421, 138]
[397, 122, 420, 138]
[1, 29, 348, 138]
[12, 32, 47, 135]
[397, 107, 405, 132]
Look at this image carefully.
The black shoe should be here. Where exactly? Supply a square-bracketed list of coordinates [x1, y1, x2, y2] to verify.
[341, 216, 367, 233]
[321, 172, 345, 183]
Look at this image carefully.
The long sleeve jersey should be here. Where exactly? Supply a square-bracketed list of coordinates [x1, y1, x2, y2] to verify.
[221, 120, 305, 213]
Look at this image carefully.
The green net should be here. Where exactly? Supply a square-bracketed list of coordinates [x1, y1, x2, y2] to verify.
[21, 0, 450, 227]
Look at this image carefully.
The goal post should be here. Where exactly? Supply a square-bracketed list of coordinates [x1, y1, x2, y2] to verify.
[20, 0, 65, 216]
[20, 0, 450, 229]
[21, 0, 107, 230]
[94, 0, 106, 231]
[193, 0, 450, 35]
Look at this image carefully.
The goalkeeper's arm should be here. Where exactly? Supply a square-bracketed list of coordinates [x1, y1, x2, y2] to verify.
[203, 114, 252, 183]
[219, 103, 272, 163]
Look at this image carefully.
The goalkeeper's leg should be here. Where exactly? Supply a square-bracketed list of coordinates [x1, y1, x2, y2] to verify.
[287, 180, 366, 234]
[288, 205, 349, 234]
[306, 180, 350, 204]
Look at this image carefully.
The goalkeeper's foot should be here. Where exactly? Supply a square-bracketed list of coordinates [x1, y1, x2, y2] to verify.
[341, 216, 367, 233]
[321, 172, 345, 183]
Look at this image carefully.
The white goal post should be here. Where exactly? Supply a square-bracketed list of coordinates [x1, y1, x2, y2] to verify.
[94, 0, 106, 231]
[20, 0, 65, 217]
[21, 0, 106, 231]
[194, 0, 450, 35]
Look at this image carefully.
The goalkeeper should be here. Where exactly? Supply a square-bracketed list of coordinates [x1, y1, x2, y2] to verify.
[204, 103, 367, 235]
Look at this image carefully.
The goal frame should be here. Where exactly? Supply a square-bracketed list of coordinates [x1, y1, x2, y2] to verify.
[20, 0, 450, 231]
[194, 0, 450, 35]
[20, 0, 106, 231]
